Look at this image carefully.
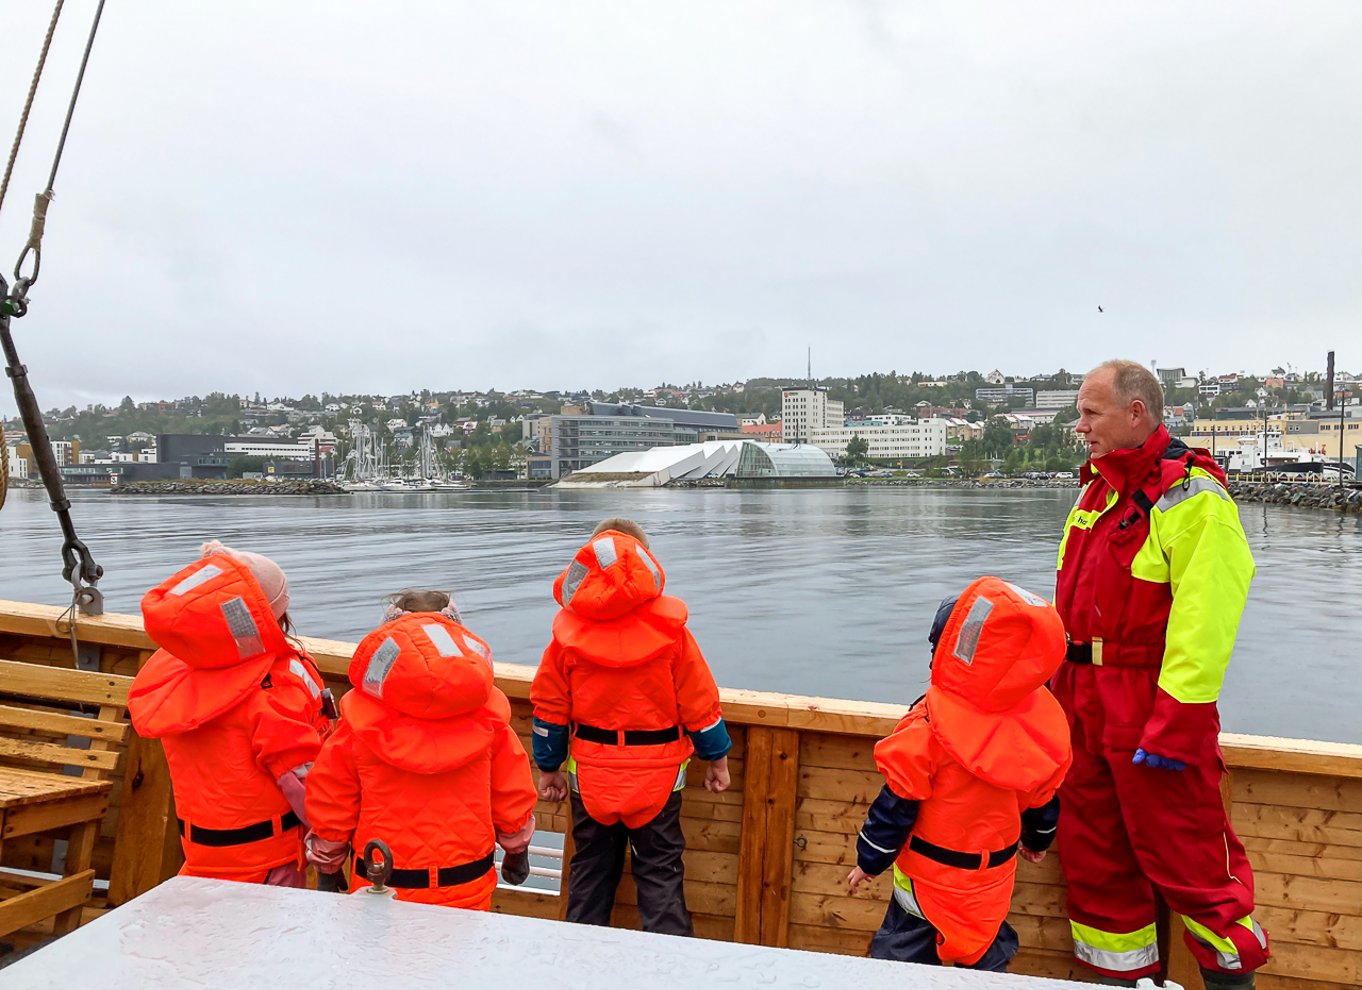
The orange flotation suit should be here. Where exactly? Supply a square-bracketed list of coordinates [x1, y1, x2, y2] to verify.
[875, 576, 1072, 965]
[531, 529, 723, 829]
[129, 555, 326, 882]
[306, 613, 537, 909]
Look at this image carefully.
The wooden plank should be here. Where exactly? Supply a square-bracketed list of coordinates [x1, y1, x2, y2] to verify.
[1007, 948, 1091, 982]
[1241, 832, 1362, 862]
[0, 704, 129, 743]
[53, 819, 101, 934]
[0, 658, 131, 707]
[1233, 804, 1362, 848]
[734, 725, 771, 945]
[1234, 768, 1362, 813]
[796, 766, 882, 803]
[677, 792, 744, 822]
[1220, 733, 1362, 780]
[490, 889, 560, 920]
[1253, 872, 1362, 914]
[1256, 978, 1354, 990]
[788, 889, 889, 930]
[1253, 902, 1362, 951]
[0, 601, 151, 649]
[1255, 939, 1361, 986]
[0, 869, 93, 936]
[1246, 850, 1362, 882]
[786, 922, 872, 956]
[679, 817, 742, 855]
[0, 767, 109, 808]
[760, 726, 799, 948]
[2, 793, 108, 840]
[108, 731, 181, 905]
[800, 734, 879, 772]
[0, 736, 121, 773]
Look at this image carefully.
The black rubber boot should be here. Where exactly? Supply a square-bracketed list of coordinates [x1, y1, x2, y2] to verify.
[1200, 969, 1255, 990]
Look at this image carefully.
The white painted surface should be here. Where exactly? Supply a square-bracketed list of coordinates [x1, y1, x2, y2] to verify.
[3, 876, 1087, 989]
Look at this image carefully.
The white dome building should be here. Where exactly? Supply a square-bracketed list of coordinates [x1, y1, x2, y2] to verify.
[555, 441, 836, 488]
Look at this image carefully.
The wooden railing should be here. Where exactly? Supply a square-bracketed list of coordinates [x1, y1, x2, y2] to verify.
[1, 600, 1359, 988]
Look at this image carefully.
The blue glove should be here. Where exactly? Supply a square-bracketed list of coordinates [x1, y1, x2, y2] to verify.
[1132, 748, 1186, 771]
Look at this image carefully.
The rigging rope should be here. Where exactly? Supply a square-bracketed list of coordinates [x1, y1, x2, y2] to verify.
[0, 0, 108, 614]
[0, 1, 64, 221]
[15, 0, 108, 290]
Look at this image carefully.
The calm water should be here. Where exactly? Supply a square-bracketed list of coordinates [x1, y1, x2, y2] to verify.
[1, 487, 1358, 743]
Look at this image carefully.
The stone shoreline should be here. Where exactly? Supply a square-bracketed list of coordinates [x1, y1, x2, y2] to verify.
[1228, 480, 1362, 513]
[108, 480, 348, 496]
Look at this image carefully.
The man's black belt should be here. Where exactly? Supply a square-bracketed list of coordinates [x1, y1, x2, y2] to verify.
[178, 811, 301, 847]
[573, 722, 684, 746]
[354, 851, 495, 889]
[1066, 642, 1095, 664]
[909, 834, 1018, 870]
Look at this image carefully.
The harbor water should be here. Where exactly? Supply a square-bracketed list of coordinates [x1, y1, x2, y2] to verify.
[1, 487, 1358, 743]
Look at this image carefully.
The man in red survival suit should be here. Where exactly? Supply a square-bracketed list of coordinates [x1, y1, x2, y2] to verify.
[1054, 360, 1268, 989]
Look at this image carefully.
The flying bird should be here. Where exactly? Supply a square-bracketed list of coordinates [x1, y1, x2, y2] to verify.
[1097, 306, 1104, 313]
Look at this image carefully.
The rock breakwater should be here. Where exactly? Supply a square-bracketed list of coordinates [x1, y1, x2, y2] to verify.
[110, 480, 348, 496]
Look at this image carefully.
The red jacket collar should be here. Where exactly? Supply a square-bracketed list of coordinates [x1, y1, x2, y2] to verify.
[1082, 425, 1170, 495]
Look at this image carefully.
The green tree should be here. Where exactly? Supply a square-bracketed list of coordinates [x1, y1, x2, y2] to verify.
[845, 433, 870, 466]
[982, 419, 1014, 458]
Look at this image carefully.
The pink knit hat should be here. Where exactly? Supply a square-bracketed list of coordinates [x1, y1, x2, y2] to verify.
[200, 540, 290, 619]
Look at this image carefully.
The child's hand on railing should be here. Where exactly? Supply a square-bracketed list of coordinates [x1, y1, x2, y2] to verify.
[704, 756, 731, 793]
[846, 866, 872, 895]
[538, 770, 568, 802]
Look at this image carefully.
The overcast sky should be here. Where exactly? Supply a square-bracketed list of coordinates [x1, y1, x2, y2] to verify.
[1, 2, 1359, 410]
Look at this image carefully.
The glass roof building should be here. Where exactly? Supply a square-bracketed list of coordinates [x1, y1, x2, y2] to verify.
[736, 443, 837, 478]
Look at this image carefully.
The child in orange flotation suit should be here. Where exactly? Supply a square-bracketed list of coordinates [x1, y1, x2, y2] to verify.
[305, 590, 537, 909]
[531, 518, 732, 936]
[129, 542, 329, 886]
[847, 576, 1073, 971]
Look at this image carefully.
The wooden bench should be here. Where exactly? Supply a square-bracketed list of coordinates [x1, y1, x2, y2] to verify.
[0, 657, 131, 941]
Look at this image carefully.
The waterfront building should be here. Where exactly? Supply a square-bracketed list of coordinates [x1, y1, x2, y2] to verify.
[557, 440, 836, 487]
[4, 445, 26, 480]
[808, 418, 949, 461]
[781, 387, 843, 443]
[549, 415, 678, 480]
[781, 388, 948, 460]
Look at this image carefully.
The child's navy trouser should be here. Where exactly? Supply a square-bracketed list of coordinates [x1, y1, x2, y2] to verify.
[566, 789, 691, 936]
[869, 898, 1019, 971]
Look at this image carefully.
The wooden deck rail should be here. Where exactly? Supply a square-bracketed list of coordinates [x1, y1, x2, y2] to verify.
[1, 600, 1359, 987]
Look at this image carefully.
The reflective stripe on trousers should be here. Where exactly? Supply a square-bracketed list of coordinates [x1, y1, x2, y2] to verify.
[1182, 914, 1268, 971]
[891, 866, 925, 919]
[1069, 920, 1160, 974]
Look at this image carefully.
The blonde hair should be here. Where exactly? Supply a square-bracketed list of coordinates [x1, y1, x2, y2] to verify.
[592, 517, 649, 547]
[1095, 359, 1164, 425]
